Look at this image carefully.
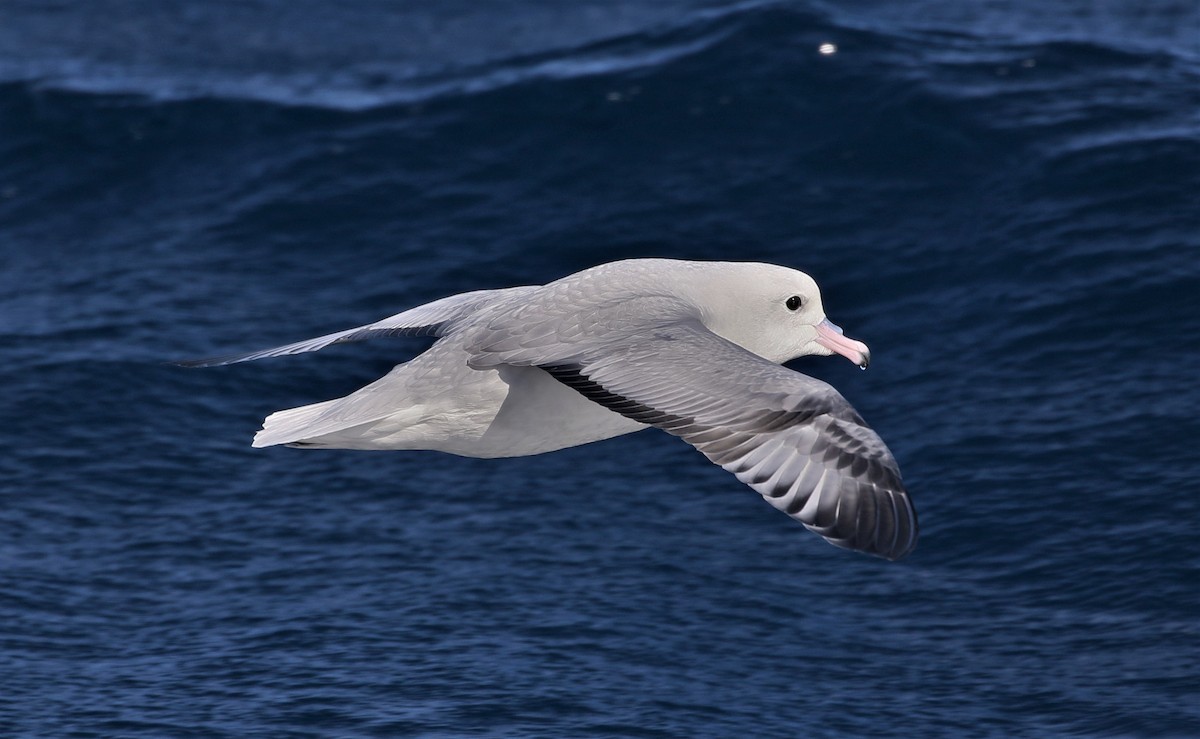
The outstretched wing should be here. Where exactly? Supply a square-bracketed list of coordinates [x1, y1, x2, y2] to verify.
[176, 286, 538, 367]
[471, 315, 917, 560]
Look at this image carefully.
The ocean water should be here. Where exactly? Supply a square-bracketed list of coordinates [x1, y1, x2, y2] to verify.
[2, 0, 1198, 736]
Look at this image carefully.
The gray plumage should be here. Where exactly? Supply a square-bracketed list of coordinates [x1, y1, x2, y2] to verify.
[180, 259, 918, 560]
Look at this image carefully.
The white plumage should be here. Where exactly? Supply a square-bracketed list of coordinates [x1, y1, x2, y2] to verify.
[182, 259, 917, 559]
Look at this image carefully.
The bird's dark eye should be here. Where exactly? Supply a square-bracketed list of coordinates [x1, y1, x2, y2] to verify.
[786, 295, 803, 311]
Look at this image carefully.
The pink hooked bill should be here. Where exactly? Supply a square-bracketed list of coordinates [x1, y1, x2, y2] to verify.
[814, 319, 871, 370]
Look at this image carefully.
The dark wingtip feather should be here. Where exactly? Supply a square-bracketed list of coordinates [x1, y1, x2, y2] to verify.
[866, 487, 918, 561]
[170, 355, 235, 368]
[815, 482, 918, 561]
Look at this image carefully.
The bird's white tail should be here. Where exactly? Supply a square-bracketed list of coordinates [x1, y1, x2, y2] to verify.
[252, 399, 340, 448]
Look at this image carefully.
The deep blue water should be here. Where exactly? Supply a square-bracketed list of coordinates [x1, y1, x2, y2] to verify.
[2, 1, 1199, 736]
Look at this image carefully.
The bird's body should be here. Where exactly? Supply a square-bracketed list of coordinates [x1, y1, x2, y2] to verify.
[183, 259, 918, 560]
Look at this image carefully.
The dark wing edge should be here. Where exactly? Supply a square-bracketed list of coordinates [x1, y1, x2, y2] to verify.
[540, 355, 918, 561]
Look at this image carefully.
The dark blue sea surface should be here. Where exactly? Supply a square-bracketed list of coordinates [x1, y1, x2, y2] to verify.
[2, 1, 1198, 736]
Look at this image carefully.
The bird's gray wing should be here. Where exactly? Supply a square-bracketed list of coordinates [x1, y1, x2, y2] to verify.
[176, 286, 539, 367]
[471, 315, 917, 560]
